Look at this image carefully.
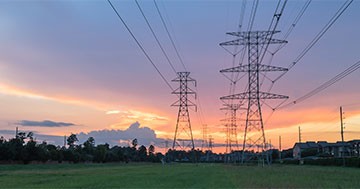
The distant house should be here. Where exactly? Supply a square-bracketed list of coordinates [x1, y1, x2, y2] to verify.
[293, 142, 318, 159]
[293, 141, 353, 159]
[348, 140, 360, 157]
[318, 141, 351, 157]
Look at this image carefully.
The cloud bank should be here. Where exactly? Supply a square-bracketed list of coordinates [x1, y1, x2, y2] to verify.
[0, 122, 208, 149]
[19, 120, 75, 127]
[76, 122, 164, 146]
[0, 122, 165, 147]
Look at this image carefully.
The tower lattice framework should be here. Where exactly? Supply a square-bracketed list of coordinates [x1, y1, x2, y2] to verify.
[220, 31, 288, 163]
[221, 104, 240, 153]
[172, 72, 196, 150]
[201, 124, 209, 151]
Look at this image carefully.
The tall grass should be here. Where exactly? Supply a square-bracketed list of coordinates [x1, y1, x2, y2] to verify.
[0, 163, 359, 188]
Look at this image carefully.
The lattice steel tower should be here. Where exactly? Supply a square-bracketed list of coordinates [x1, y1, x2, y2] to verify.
[172, 72, 196, 150]
[201, 124, 209, 151]
[220, 31, 288, 163]
[221, 104, 240, 153]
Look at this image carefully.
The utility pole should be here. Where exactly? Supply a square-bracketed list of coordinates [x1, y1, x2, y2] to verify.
[298, 126, 302, 143]
[162, 139, 169, 154]
[172, 72, 196, 150]
[340, 106, 345, 166]
[340, 106, 344, 142]
[64, 135, 67, 148]
[279, 136, 282, 161]
[15, 127, 18, 139]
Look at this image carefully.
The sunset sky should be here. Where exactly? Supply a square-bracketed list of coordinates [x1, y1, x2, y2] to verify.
[0, 0, 359, 152]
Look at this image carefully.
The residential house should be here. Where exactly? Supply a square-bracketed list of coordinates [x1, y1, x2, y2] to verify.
[348, 140, 360, 157]
[293, 141, 318, 159]
[318, 141, 351, 157]
[293, 141, 353, 159]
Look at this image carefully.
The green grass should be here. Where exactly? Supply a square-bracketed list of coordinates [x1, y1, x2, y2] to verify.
[0, 163, 359, 188]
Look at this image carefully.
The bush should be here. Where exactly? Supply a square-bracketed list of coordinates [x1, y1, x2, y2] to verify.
[300, 158, 360, 167]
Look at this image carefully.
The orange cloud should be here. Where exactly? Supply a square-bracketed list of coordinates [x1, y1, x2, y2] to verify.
[106, 110, 121, 115]
[0, 82, 105, 111]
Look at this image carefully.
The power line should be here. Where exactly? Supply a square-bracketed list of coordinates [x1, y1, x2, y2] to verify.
[247, 0, 259, 32]
[194, 85, 206, 123]
[152, 0, 209, 136]
[107, 0, 174, 91]
[258, 0, 288, 88]
[237, 0, 247, 31]
[135, 0, 177, 74]
[259, 0, 287, 64]
[261, 0, 348, 106]
[274, 0, 312, 53]
[153, 2, 211, 136]
[259, 0, 311, 90]
[153, 0, 187, 71]
[274, 0, 354, 82]
[276, 59, 360, 110]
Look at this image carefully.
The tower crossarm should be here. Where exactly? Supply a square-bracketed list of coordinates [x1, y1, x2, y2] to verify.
[220, 92, 288, 100]
[220, 38, 287, 46]
[172, 90, 196, 95]
[226, 31, 281, 37]
[220, 64, 288, 73]
[259, 92, 288, 99]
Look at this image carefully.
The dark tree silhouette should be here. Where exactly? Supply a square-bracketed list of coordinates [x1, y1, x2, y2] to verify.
[131, 138, 138, 149]
[67, 134, 78, 148]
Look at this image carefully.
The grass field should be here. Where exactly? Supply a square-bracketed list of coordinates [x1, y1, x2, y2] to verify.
[0, 163, 359, 188]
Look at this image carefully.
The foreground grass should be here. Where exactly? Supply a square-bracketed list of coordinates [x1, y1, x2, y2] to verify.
[0, 163, 359, 188]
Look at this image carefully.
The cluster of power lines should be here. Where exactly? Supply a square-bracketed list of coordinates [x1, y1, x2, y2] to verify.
[107, 0, 208, 140]
[107, 0, 358, 149]
[225, 0, 356, 112]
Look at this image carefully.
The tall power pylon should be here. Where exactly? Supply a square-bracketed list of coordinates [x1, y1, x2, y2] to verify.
[172, 72, 196, 150]
[201, 124, 209, 151]
[221, 104, 240, 153]
[220, 31, 288, 164]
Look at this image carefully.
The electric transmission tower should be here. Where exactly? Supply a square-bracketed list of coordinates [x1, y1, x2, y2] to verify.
[220, 31, 288, 164]
[221, 104, 240, 153]
[172, 72, 196, 150]
[201, 124, 209, 151]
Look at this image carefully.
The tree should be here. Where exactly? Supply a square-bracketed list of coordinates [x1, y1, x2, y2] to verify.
[47, 144, 59, 161]
[132, 138, 138, 149]
[83, 137, 95, 154]
[94, 144, 108, 163]
[138, 145, 147, 161]
[148, 145, 157, 162]
[27, 132, 34, 141]
[67, 134, 78, 148]
[17, 132, 26, 143]
[149, 145, 155, 155]
[22, 139, 37, 164]
[37, 141, 50, 162]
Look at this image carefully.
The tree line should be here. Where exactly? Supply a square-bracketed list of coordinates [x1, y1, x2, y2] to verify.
[0, 132, 163, 164]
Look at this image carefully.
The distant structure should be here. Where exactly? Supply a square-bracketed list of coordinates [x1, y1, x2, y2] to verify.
[201, 124, 209, 151]
[171, 72, 196, 150]
[208, 135, 214, 151]
[220, 31, 288, 164]
[221, 104, 240, 153]
[15, 126, 18, 138]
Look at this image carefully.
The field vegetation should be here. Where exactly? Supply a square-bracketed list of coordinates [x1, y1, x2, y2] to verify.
[0, 163, 359, 188]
